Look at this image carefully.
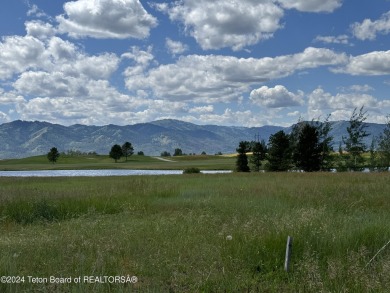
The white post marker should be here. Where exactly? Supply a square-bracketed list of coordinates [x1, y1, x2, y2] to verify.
[284, 236, 293, 272]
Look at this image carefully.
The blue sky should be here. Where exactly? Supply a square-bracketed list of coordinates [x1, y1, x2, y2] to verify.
[1, 0, 390, 126]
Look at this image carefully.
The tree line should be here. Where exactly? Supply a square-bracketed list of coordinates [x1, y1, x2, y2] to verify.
[236, 107, 390, 172]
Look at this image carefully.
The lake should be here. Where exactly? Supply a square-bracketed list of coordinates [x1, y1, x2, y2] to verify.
[0, 169, 232, 177]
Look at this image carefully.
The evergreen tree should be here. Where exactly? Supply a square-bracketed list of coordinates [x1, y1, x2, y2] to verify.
[294, 123, 321, 172]
[109, 144, 123, 163]
[236, 141, 250, 172]
[342, 107, 369, 171]
[250, 140, 266, 172]
[289, 117, 305, 168]
[173, 148, 183, 156]
[266, 131, 291, 171]
[121, 141, 134, 161]
[377, 115, 390, 171]
[369, 137, 378, 172]
[318, 114, 334, 171]
[47, 147, 60, 164]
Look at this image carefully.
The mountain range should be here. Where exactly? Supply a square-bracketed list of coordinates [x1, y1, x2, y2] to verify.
[0, 119, 386, 159]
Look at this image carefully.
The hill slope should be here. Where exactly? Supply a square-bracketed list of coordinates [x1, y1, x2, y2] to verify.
[0, 119, 386, 159]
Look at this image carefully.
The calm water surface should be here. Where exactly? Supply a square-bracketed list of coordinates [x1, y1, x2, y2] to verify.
[0, 170, 232, 177]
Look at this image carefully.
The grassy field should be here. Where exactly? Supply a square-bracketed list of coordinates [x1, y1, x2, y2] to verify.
[0, 172, 389, 292]
[0, 154, 236, 171]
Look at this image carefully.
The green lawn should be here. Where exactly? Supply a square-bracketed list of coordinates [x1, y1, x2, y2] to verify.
[0, 172, 389, 292]
[0, 154, 236, 171]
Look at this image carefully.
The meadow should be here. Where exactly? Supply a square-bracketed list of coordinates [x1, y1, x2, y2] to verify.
[0, 154, 236, 171]
[0, 171, 389, 292]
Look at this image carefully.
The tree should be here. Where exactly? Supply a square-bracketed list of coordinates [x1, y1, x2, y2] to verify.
[377, 115, 390, 171]
[318, 114, 334, 171]
[266, 131, 292, 172]
[122, 141, 134, 161]
[293, 123, 321, 172]
[336, 142, 348, 172]
[250, 140, 266, 172]
[289, 117, 305, 168]
[121, 142, 134, 161]
[369, 137, 378, 172]
[137, 151, 144, 156]
[173, 148, 183, 156]
[47, 147, 60, 164]
[161, 151, 171, 157]
[236, 141, 250, 172]
[109, 144, 123, 163]
[342, 107, 369, 171]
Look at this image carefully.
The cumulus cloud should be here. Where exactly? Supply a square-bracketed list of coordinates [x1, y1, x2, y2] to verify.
[125, 47, 347, 102]
[57, 0, 157, 39]
[0, 88, 25, 105]
[308, 87, 390, 121]
[13, 71, 89, 98]
[334, 50, 390, 75]
[15, 79, 151, 125]
[0, 36, 46, 79]
[351, 11, 390, 40]
[277, 0, 342, 13]
[0, 34, 116, 81]
[166, 38, 189, 56]
[157, 0, 284, 51]
[25, 20, 57, 39]
[121, 46, 154, 65]
[250, 85, 304, 108]
[196, 108, 257, 126]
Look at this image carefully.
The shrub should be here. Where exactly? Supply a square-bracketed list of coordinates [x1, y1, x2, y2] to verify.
[183, 167, 201, 174]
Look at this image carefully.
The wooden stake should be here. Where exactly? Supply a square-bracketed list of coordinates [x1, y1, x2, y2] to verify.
[284, 236, 293, 272]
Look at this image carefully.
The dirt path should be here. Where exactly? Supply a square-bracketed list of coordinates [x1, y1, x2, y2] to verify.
[152, 156, 176, 162]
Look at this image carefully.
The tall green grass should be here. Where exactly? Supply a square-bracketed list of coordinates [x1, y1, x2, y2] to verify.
[0, 173, 389, 292]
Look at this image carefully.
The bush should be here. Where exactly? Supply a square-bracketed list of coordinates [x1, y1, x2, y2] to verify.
[183, 167, 201, 174]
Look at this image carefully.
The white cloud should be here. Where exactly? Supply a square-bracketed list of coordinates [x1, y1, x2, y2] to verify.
[277, 0, 342, 13]
[0, 36, 46, 79]
[287, 111, 300, 117]
[57, 0, 158, 39]
[158, 0, 284, 51]
[250, 85, 304, 108]
[121, 46, 154, 65]
[9, 36, 120, 99]
[13, 71, 88, 98]
[0, 111, 10, 123]
[166, 38, 189, 56]
[308, 87, 390, 122]
[335, 50, 390, 75]
[25, 21, 57, 39]
[314, 34, 349, 45]
[0, 33, 120, 82]
[188, 105, 214, 114]
[14, 79, 150, 125]
[348, 84, 374, 92]
[125, 47, 347, 102]
[0, 88, 25, 105]
[351, 11, 390, 40]
[197, 108, 258, 126]
[27, 3, 50, 19]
